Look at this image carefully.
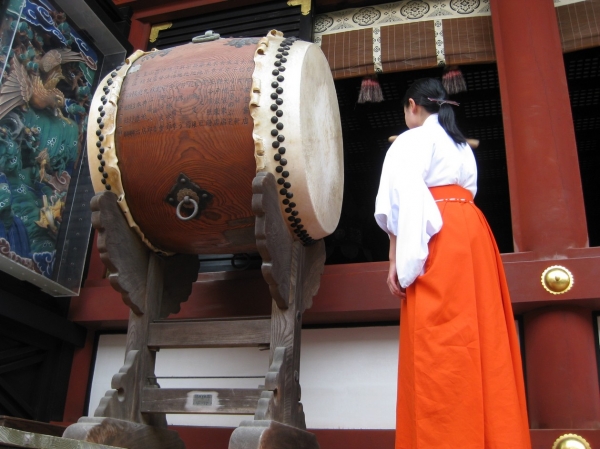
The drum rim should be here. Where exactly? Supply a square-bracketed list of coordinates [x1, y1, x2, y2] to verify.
[86, 48, 174, 255]
[250, 31, 343, 245]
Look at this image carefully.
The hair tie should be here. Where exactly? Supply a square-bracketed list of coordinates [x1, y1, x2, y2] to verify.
[427, 97, 460, 107]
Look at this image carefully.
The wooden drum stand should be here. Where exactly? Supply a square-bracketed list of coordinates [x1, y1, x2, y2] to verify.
[64, 172, 323, 449]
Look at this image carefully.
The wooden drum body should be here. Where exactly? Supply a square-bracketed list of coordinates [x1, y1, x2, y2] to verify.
[87, 31, 342, 255]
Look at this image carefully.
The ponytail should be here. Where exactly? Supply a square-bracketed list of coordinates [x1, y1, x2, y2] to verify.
[402, 78, 466, 145]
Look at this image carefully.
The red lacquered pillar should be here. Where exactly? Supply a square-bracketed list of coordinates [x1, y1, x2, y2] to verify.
[129, 16, 151, 51]
[490, 0, 600, 429]
[490, 0, 587, 255]
[524, 307, 600, 429]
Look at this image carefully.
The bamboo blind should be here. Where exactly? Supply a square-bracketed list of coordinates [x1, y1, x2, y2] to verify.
[557, 0, 600, 52]
[444, 17, 496, 66]
[317, 1, 600, 79]
[380, 22, 437, 74]
[321, 28, 375, 79]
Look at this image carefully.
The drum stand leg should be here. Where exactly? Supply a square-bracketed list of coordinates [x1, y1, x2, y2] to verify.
[64, 191, 199, 449]
[228, 172, 323, 449]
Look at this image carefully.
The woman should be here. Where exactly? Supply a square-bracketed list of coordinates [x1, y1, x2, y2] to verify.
[375, 78, 531, 449]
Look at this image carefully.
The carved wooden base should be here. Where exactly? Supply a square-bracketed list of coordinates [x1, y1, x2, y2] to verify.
[0, 419, 121, 449]
[229, 420, 319, 449]
[68, 172, 326, 449]
[63, 418, 184, 449]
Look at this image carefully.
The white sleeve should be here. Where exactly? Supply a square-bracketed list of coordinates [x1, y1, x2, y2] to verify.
[374, 133, 443, 288]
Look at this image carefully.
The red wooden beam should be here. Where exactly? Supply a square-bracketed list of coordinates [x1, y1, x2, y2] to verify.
[124, 0, 275, 40]
[54, 419, 600, 448]
[130, 0, 226, 21]
[504, 251, 600, 313]
[70, 250, 600, 328]
[140, 427, 600, 449]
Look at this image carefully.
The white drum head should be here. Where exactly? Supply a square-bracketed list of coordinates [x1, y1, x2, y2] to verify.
[251, 32, 343, 242]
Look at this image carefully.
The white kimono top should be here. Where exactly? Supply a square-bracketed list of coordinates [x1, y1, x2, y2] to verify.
[374, 114, 478, 288]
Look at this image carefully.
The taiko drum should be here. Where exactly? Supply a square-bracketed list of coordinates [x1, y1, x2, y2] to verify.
[87, 31, 343, 255]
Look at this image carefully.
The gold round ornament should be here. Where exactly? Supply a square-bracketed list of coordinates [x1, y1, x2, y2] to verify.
[552, 433, 591, 449]
[541, 265, 574, 295]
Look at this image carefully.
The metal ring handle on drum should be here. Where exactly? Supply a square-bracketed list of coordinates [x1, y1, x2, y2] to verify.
[176, 196, 199, 221]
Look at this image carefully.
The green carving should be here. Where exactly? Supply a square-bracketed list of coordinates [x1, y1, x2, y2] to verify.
[0, 0, 97, 277]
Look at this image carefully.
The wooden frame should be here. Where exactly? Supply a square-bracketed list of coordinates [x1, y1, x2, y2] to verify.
[64, 172, 323, 449]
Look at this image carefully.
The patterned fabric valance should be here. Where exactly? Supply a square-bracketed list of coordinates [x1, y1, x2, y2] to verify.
[314, 0, 598, 79]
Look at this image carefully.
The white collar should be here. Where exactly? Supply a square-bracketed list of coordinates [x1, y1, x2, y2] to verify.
[423, 114, 439, 127]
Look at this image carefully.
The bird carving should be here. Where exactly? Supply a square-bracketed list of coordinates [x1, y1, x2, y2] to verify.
[0, 49, 91, 121]
[39, 48, 96, 82]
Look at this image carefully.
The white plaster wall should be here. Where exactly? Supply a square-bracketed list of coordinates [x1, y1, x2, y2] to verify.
[88, 326, 400, 429]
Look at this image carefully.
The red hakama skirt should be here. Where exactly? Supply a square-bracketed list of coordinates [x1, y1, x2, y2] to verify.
[396, 185, 531, 449]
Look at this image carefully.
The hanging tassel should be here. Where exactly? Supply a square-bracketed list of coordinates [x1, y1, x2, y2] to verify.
[358, 75, 384, 103]
[442, 65, 467, 95]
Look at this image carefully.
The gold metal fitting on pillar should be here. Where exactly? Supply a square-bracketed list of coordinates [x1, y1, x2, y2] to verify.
[552, 433, 591, 449]
[541, 265, 574, 295]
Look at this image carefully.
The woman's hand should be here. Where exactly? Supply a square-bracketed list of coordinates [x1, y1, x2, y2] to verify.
[388, 234, 406, 299]
[387, 261, 406, 299]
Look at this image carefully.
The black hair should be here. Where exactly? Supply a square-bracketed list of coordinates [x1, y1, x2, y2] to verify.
[402, 78, 466, 145]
